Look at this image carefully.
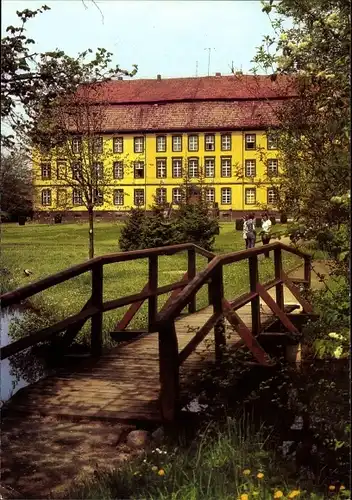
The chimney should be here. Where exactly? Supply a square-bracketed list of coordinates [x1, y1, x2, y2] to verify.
[157, 74, 161, 80]
[118, 77, 123, 80]
[215, 72, 221, 77]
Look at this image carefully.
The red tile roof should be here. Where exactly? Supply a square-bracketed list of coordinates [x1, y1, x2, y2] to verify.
[79, 74, 296, 105]
[102, 99, 284, 132]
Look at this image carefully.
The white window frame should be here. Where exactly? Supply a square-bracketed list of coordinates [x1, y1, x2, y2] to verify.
[204, 134, 215, 151]
[221, 134, 231, 151]
[93, 162, 103, 179]
[221, 157, 232, 177]
[93, 137, 103, 154]
[113, 137, 123, 153]
[134, 189, 145, 206]
[56, 161, 67, 180]
[94, 189, 104, 206]
[41, 189, 51, 206]
[267, 159, 278, 176]
[156, 158, 167, 178]
[134, 161, 145, 179]
[72, 162, 82, 181]
[72, 188, 83, 205]
[172, 135, 182, 152]
[245, 134, 256, 150]
[267, 187, 278, 204]
[205, 187, 215, 203]
[205, 157, 215, 178]
[221, 187, 231, 205]
[113, 161, 124, 179]
[188, 158, 199, 178]
[172, 188, 183, 204]
[72, 137, 81, 154]
[114, 189, 124, 206]
[41, 163, 51, 180]
[188, 135, 198, 152]
[156, 135, 167, 152]
[245, 188, 256, 205]
[245, 159, 256, 177]
[134, 136, 145, 153]
[156, 187, 167, 204]
[172, 158, 183, 178]
[267, 133, 278, 150]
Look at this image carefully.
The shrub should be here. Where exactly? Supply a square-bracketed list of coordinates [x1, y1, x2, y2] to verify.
[118, 208, 146, 251]
[142, 206, 180, 249]
[235, 218, 244, 231]
[174, 202, 219, 251]
[18, 215, 26, 225]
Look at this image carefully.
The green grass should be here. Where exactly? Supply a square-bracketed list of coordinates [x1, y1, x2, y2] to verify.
[67, 416, 343, 500]
[0, 222, 301, 346]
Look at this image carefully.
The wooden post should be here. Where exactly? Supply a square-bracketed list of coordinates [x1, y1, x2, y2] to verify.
[148, 255, 158, 332]
[249, 255, 260, 336]
[207, 256, 213, 306]
[158, 321, 179, 422]
[304, 256, 311, 290]
[91, 262, 103, 357]
[274, 247, 284, 310]
[187, 247, 196, 313]
[211, 265, 226, 361]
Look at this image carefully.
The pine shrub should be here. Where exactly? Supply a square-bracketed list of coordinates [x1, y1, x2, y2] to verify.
[118, 208, 146, 251]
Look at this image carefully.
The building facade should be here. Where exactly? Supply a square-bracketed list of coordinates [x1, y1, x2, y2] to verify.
[33, 74, 293, 221]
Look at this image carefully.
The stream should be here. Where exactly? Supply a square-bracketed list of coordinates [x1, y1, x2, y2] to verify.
[0, 308, 29, 402]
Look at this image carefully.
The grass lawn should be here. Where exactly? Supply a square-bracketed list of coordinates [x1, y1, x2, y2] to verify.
[0, 221, 301, 346]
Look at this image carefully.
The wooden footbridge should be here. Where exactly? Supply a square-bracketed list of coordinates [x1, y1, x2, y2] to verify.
[1, 242, 315, 423]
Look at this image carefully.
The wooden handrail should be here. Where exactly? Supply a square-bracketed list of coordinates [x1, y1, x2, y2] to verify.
[156, 242, 310, 325]
[0, 243, 212, 308]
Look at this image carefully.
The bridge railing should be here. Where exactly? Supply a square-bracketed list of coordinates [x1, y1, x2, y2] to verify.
[0, 243, 214, 361]
[155, 242, 313, 421]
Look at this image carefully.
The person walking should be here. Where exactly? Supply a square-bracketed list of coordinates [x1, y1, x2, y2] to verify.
[261, 213, 272, 257]
[242, 215, 249, 249]
[246, 213, 256, 249]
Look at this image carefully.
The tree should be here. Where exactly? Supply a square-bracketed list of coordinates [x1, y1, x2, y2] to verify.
[1, 5, 137, 150]
[0, 150, 33, 220]
[34, 83, 122, 259]
[251, 0, 350, 265]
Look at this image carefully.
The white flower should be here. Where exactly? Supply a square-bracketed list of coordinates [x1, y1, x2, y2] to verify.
[333, 346, 343, 358]
[328, 332, 343, 340]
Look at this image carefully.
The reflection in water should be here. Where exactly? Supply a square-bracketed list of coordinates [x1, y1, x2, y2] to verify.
[0, 308, 28, 402]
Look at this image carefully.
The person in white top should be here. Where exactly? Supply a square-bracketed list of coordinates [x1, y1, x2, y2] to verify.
[261, 213, 272, 257]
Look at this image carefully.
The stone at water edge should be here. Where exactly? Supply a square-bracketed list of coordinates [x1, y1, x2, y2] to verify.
[126, 430, 151, 449]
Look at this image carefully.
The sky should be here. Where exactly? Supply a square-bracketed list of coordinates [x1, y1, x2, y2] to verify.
[2, 0, 276, 79]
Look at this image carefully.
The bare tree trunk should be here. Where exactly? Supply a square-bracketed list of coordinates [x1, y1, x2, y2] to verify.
[88, 205, 94, 259]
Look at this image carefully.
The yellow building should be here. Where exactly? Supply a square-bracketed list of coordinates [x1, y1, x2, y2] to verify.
[33, 74, 292, 221]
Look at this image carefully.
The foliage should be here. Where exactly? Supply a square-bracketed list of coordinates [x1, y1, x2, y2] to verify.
[252, 0, 350, 268]
[1, 5, 137, 149]
[69, 414, 350, 499]
[0, 150, 33, 219]
[119, 201, 219, 252]
[174, 201, 219, 251]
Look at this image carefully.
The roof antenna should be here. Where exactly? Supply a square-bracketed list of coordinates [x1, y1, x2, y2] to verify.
[195, 60, 198, 77]
[204, 48, 215, 76]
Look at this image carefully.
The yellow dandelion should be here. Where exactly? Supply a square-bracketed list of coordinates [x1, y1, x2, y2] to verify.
[329, 485, 336, 491]
[288, 491, 301, 498]
[151, 465, 158, 472]
[243, 469, 251, 476]
[240, 495, 249, 500]
[274, 491, 284, 499]
[158, 469, 165, 476]
[257, 472, 264, 479]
